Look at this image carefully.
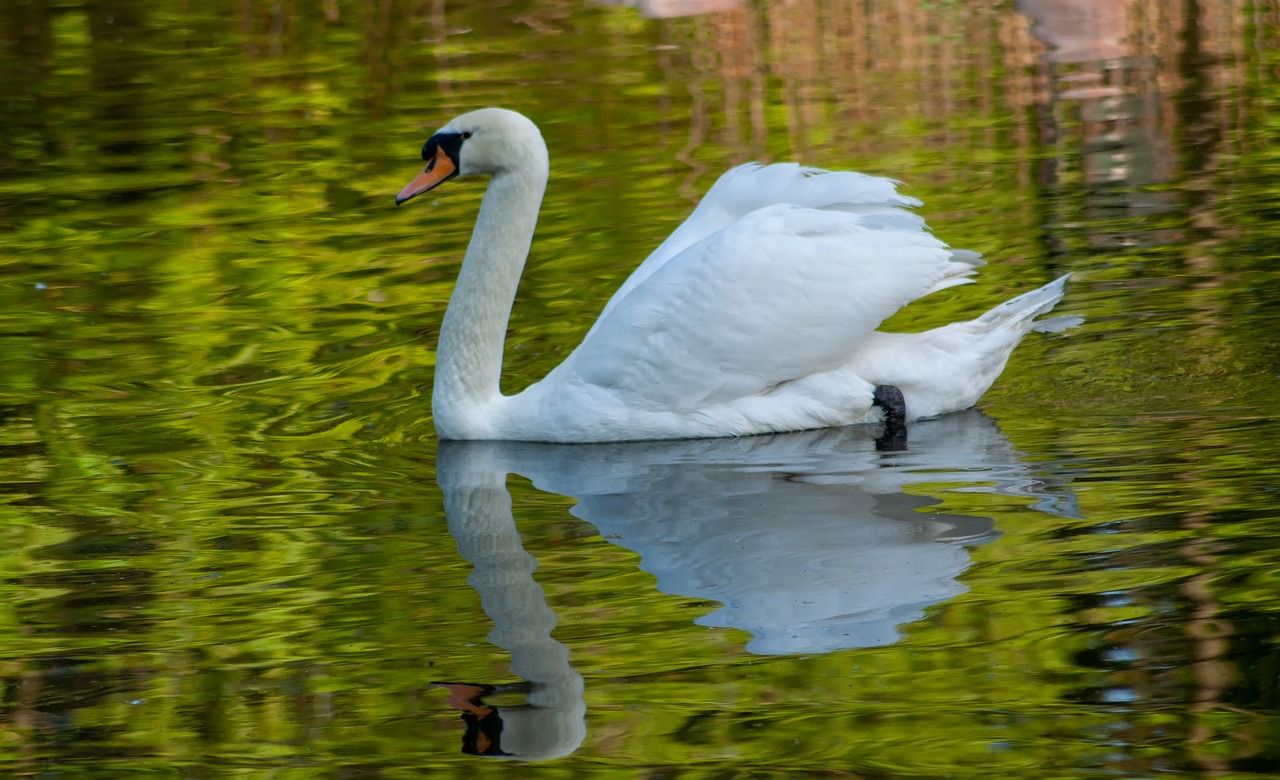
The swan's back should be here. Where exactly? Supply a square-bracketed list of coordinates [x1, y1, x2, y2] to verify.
[492, 166, 1004, 440]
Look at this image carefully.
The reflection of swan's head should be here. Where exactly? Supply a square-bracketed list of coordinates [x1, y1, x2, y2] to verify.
[434, 681, 587, 761]
[397, 108, 547, 205]
[482, 705, 587, 762]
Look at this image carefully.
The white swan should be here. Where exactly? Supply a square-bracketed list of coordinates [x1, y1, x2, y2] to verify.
[397, 108, 1077, 443]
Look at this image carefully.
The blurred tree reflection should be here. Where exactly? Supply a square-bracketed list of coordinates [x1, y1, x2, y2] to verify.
[0, 0, 1277, 776]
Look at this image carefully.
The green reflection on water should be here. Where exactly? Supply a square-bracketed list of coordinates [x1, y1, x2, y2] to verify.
[1, 0, 1279, 776]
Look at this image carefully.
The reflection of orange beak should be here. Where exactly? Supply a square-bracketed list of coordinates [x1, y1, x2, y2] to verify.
[433, 683, 492, 714]
[396, 145, 457, 205]
[433, 682, 504, 756]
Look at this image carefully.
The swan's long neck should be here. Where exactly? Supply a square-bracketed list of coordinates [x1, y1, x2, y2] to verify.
[434, 162, 547, 436]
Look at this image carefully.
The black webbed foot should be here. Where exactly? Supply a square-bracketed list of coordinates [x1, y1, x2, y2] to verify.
[872, 384, 908, 452]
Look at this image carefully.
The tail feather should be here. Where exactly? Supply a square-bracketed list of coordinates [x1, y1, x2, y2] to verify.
[849, 274, 1080, 420]
[977, 273, 1076, 330]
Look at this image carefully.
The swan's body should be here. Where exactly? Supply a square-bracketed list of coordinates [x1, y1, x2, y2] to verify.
[398, 109, 1077, 443]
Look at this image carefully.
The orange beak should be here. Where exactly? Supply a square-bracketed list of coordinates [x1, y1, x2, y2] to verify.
[396, 145, 458, 205]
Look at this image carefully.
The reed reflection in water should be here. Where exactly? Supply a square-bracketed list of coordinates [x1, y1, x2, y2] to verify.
[435, 411, 1074, 760]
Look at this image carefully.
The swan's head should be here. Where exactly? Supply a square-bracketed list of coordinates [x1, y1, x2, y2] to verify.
[396, 108, 547, 206]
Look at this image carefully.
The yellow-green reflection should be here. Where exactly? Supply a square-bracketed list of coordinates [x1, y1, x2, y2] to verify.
[0, 0, 1278, 776]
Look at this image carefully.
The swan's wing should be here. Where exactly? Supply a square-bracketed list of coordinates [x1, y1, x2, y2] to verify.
[554, 203, 965, 410]
[592, 164, 939, 329]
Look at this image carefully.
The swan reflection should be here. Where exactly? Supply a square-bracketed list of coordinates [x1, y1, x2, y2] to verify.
[434, 410, 1073, 758]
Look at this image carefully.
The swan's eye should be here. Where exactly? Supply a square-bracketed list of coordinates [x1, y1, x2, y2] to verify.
[461, 131, 473, 140]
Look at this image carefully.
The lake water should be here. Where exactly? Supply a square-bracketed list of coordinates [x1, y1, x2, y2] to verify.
[1, 0, 1279, 776]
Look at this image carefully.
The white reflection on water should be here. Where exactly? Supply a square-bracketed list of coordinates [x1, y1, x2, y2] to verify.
[436, 460, 586, 760]
[433, 411, 1075, 758]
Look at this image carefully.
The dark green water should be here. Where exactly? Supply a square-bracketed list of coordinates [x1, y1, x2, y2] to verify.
[1, 0, 1279, 776]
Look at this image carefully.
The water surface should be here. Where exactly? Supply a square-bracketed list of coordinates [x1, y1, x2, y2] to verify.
[1, 0, 1278, 776]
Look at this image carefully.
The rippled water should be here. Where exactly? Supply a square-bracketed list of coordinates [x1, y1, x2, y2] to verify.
[1, 0, 1279, 776]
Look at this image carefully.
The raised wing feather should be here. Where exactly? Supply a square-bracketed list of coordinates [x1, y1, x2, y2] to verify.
[553, 203, 956, 411]
[593, 164, 927, 329]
